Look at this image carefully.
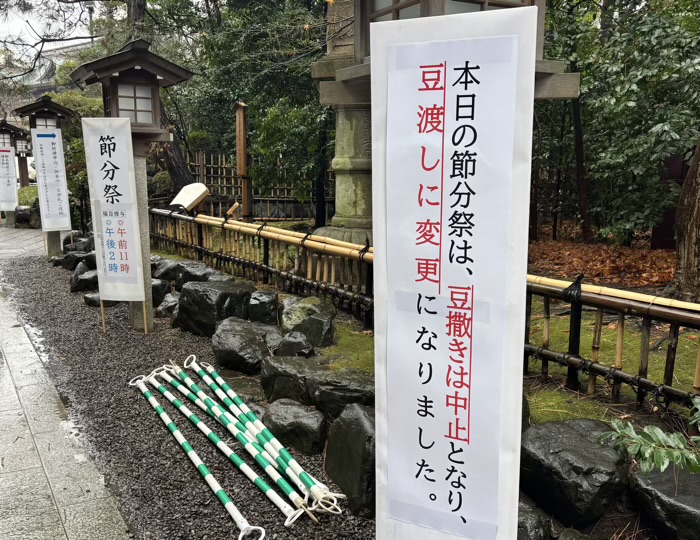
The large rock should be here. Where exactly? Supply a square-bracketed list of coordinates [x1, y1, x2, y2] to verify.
[306, 369, 374, 420]
[156, 292, 180, 318]
[520, 419, 626, 527]
[61, 251, 90, 271]
[279, 296, 336, 347]
[558, 529, 588, 540]
[151, 279, 170, 308]
[249, 290, 278, 324]
[275, 331, 314, 357]
[176, 261, 217, 290]
[70, 262, 90, 292]
[208, 273, 234, 283]
[63, 236, 94, 254]
[83, 293, 120, 308]
[173, 281, 255, 337]
[14, 206, 31, 227]
[261, 356, 374, 419]
[325, 404, 375, 517]
[212, 318, 283, 374]
[73, 270, 98, 293]
[84, 252, 97, 270]
[629, 466, 700, 540]
[153, 259, 181, 282]
[517, 497, 550, 540]
[263, 399, 326, 455]
[63, 231, 84, 247]
[29, 204, 41, 229]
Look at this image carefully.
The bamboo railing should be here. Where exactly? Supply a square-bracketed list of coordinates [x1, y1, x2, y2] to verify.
[149, 207, 700, 410]
[149, 208, 373, 322]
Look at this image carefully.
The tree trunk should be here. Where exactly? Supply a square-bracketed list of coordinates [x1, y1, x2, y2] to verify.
[572, 97, 594, 243]
[127, 0, 146, 37]
[674, 145, 700, 301]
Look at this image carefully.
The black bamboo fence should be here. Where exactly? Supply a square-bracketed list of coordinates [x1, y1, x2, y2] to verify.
[149, 208, 700, 412]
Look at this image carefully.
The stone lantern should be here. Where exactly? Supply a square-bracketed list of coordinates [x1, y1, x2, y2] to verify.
[69, 39, 193, 332]
[0, 120, 31, 188]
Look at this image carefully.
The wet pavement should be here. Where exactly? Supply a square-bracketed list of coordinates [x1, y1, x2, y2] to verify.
[0, 224, 45, 258]
[0, 238, 130, 539]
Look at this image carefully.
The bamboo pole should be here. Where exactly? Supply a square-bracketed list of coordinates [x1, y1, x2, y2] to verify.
[193, 215, 375, 263]
[542, 297, 550, 379]
[528, 275, 700, 313]
[694, 343, 700, 393]
[100, 300, 107, 335]
[638, 317, 652, 407]
[589, 308, 603, 395]
[195, 214, 374, 253]
[612, 314, 625, 403]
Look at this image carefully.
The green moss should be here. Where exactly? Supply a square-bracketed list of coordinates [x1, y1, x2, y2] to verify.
[18, 186, 38, 207]
[529, 297, 699, 395]
[150, 249, 190, 261]
[320, 320, 374, 374]
[526, 387, 612, 425]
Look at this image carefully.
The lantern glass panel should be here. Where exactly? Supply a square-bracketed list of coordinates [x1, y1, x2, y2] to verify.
[36, 117, 57, 128]
[15, 139, 28, 152]
[0, 133, 11, 146]
[117, 83, 154, 124]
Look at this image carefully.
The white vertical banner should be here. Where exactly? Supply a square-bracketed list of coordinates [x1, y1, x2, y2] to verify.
[0, 146, 18, 212]
[372, 8, 536, 540]
[82, 118, 145, 301]
[31, 128, 72, 231]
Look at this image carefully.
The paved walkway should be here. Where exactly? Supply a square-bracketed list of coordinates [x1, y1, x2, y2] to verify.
[0, 228, 130, 539]
[0, 224, 46, 258]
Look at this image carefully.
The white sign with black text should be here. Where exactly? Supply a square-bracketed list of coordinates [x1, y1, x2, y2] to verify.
[372, 8, 537, 540]
[0, 146, 18, 212]
[31, 128, 72, 231]
[82, 118, 145, 301]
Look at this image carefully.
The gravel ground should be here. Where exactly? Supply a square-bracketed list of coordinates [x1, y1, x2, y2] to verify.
[0, 256, 375, 540]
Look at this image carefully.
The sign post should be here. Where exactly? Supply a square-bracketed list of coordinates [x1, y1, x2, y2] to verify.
[82, 118, 147, 330]
[31, 128, 72, 256]
[372, 8, 536, 540]
[0, 147, 18, 226]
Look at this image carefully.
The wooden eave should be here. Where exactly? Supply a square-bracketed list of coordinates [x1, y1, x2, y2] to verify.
[70, 40, 193, 88]
[0, 120, 29, 138]
[320, 57, 580, 105]
[13, 96, 74, 120]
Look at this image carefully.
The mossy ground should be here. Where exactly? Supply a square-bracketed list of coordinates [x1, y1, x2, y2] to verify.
[151, 249, 191, 262]
[525, 296, 698, 429]
[320, 316, 374, 374]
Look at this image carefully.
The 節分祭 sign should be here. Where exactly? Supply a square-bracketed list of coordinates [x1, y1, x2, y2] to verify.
[82, 118, 145, 301]
[372, 8, 537, 540]
[0, 146, 18, 212]
[31, 128, 72, 231]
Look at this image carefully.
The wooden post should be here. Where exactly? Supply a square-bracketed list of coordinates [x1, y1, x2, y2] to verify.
[637, 317, 651, 407]
[541, 296, 550, 379]
[524, 292, 532, 375]
[588, 308, 603, 395]
[566, 301, 582, 390]
[17, 156, 30, 188]
[694, 343, 700, 393]
[235, 102, 252, 223]
[612, 315, 625, 402]
[663, 323, 679, 388]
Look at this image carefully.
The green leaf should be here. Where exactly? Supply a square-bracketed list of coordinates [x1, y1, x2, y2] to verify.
[653, 449, 670, 473]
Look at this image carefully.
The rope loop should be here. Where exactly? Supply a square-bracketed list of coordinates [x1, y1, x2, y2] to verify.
[563, 274, 585, 304]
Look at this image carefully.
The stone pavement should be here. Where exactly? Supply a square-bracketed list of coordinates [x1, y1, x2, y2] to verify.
[0, 233, 130, 539]
[0, 223, 46, 258]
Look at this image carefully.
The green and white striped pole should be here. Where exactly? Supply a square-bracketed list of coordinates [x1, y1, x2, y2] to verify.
[145, 372, 306, 527]
[183, 356, 342, 514]
[128, 375, 265, 540]
[165, 361, 310, 497]
[152, 368, 314, 521]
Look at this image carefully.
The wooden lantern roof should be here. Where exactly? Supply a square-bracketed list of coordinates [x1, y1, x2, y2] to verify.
[13, 95, 74, 121]
[0, 120, 29, 139]
[69, 39, 194, 88]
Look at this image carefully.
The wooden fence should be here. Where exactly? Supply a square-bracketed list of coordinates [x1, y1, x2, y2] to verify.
[149, 207, 700, 411]
[187, 151, 335, 221]
[149, 208, 373, 321]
